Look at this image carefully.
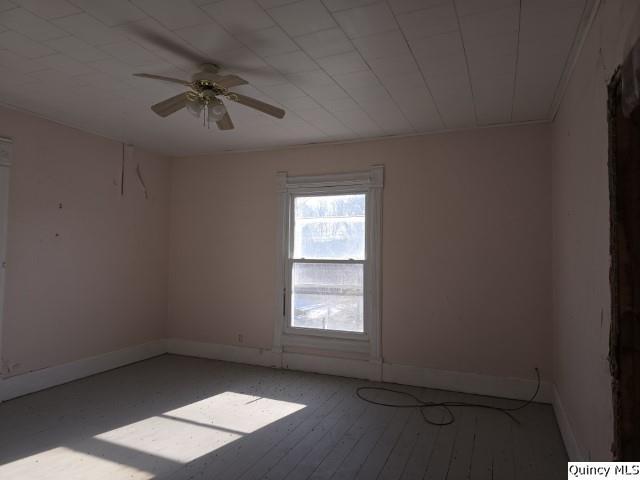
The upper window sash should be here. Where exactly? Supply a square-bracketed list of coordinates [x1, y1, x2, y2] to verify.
[288, 191, 367, 261]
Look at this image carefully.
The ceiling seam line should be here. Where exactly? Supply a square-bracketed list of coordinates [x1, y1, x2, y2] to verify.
[380, 0, 446, 131]
[6, 5, 84, 23]
[509, 0, 523, 122]
[257, 6, 365, 138]
[544, 0, 592, 121]
[261, 5, 386, 138]
[547, 0, 601, 122]
[452, 0, 479, 127]
[322, 2, 414, 134]
[388, 10, 451, 130]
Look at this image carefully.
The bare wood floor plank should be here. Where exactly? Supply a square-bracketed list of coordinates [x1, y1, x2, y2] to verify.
[511, 411, 541, 480]
[163, 364, 312, 476]
[422, 392, 469, 480]
[491, 414, 516, 479]
[307, 403, 392, 480]
[330, 402, 398, 480]
[159, 369, 341, 480]
[441, 393, 478, 480]
[377, 409, 423, 480]
[469, 407, 497, 480]
[399, 389, 446, 480]
[236, 381, 356, 480]
[354, 407, 412, 480]
[264, 392, 365, 479]
[283, 395, 369, 480]
[512, 403, 567, 480]
[479, 397, 516, 480]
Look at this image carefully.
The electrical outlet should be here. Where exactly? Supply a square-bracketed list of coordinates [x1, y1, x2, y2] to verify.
[238, 334, 244, 344]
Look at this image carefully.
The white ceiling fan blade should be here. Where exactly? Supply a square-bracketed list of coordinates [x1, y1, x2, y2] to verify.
[228, 93, 285, 119]
[134, 73, 191, 86]
[151, 93, 189, 117]
[214, 75, 248, 88]
[216, 112, 234, 130]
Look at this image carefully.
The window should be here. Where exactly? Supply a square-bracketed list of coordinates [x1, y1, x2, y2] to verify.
[291, 194, 366, 333]
[275, 167, 383, 356]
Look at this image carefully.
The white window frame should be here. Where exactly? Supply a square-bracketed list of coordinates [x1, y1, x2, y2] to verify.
[274, 166, 383, 359]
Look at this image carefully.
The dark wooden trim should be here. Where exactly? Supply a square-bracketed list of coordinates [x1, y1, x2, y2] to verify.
[608, 65, 640, 460]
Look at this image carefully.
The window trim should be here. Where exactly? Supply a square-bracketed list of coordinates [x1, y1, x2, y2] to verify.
[274, 166, 383, 358]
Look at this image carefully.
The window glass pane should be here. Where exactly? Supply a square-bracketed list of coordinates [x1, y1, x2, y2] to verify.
[293, 194, 365, 260]
[291, 263, 364, 333]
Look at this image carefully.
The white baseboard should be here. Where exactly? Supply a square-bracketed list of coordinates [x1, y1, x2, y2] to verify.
[382, 362, 552, 403]
[166, 338, 550, 403]
[167, 338, 281, 368]
[552, 385, 584, 460]
[282, 351, 381, 381]
[167, 339, 380, 382]
[0, 338, 553, 410]
[0, 340, 167, 402]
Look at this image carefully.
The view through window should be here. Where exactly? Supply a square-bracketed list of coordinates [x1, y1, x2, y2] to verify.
[290, 194, 366, 333]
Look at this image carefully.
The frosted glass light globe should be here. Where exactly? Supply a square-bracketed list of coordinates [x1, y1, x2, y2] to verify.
[208, 102, 227, 121]
[186, 99, 203, 118]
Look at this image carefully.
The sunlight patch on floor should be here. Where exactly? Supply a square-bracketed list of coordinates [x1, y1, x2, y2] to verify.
[0, 392, 306, 480]
[0, 446, 154, 480]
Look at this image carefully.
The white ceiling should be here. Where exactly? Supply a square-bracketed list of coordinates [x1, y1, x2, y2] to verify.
[0, 0, 594, 156]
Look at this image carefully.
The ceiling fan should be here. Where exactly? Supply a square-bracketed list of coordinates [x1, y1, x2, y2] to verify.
[133, 63, 285, 131]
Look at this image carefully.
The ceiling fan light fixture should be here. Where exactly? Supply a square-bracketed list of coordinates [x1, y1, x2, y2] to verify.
[186, 97, 203, 118]
[207, 100, 227, 122]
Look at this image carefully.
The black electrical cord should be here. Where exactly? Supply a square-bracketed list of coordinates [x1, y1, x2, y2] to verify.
[356, 368, 540, 426]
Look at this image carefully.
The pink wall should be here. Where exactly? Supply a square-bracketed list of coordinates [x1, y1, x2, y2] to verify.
[169, 124, 551, 381]
[550, 0, 640, 461]
[0, 106, 170, 376]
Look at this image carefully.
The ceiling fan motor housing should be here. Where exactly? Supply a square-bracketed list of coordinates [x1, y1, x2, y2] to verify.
[191, 63, 222, 85]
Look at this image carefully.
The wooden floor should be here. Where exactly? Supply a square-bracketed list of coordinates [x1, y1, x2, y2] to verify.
[0, 355, 567, 479]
